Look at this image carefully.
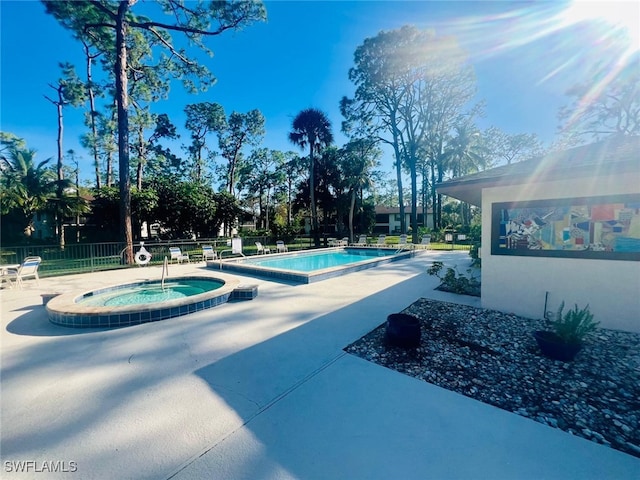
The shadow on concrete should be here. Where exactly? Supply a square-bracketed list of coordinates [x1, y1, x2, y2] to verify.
[1, 250, 483, 479]
[178, 270, 477, 478]
[6, 305, 116, 337]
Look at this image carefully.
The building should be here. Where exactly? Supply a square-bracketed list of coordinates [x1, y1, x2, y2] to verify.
[437, 135, 640, 333]
[374, 205, 434, 234]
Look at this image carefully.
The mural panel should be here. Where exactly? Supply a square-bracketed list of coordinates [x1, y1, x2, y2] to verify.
[491, 195, 640, 261]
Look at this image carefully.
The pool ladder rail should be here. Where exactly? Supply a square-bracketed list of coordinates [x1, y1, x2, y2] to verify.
[218, 237, 246, 269]
[161, 256, 169, 288]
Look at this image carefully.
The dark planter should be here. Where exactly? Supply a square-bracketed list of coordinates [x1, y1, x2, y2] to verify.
[385, 313, 421, 348]
[533, 330, 582, 362]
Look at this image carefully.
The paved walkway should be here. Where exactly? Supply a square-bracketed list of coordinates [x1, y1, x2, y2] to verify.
[1, 251, 638, 479]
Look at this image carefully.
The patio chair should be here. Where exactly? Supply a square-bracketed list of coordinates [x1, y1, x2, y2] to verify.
[202, 245, 217, 261]
[338, 237, 349, 247]
[2, 256, 41, 289]
[255, 241, 271, 255]
[351, 234, 367, 246]
[169, 247, 189, 263]
[372, 234, 386, 247]
[276, 240, 288, 253]
[417, 235, 431, 249]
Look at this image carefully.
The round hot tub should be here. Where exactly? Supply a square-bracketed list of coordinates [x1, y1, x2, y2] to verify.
[47, 275, 239, 328]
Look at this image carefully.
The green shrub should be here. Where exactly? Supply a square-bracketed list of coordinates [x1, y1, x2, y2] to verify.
[546, 302, 599, 344]
[427, 261, 481, 297]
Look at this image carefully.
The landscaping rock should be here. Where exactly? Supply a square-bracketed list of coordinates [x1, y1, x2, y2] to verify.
[344, 298, 640, 459]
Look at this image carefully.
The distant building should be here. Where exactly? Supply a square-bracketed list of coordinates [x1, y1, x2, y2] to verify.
[374, 205, 434, 234]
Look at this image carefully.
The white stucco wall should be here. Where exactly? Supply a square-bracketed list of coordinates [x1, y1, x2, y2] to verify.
[481, 174, 640, 333]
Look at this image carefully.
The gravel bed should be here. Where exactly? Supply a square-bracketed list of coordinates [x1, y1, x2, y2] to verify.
[344, 298, 640, 458]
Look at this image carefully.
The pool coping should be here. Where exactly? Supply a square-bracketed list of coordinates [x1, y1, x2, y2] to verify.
[212, 247, 416, 284]
[46, 274, 240, 328]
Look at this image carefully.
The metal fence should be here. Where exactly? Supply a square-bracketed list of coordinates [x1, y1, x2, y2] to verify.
[0, 237, 315, 278]
[0, 235, 468, 278]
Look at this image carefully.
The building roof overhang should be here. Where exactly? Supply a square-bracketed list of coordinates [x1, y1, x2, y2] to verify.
[437, 135, 640, 206]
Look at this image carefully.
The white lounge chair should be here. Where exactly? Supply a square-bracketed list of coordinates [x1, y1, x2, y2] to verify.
[276, 240, 288, 253]
[2, 256, 41, 289]
[372, 234, 386, 247]
[169, 247, 189, 263]
[417, 235, 431, 249]
[202, 245, 217, 261]
[351, 234, 367, 246]
[255, 242, 270, 254]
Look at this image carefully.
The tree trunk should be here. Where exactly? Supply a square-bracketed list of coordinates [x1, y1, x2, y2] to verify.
[106, 148, 114, 187]
[410, 160, 418, 244]
[258, 187, 264, 229]
[287, 178, 293, 226]
[393, 143, 405, 234]
[309, 145, 320, 247]
[107, 102, 117, 187]
[437, 166, 444, 230]
[265, 186, 270, 231]
[116, 1, 133, 264]
[76, 165, 81, 243]
[54, 88, 65, 250]
[85, 43, 101, 189]
[228, 144, 243, 197]
[348, 188, 356, 243]
[196, 144, 203, 183]
[136, 123, 144, 190]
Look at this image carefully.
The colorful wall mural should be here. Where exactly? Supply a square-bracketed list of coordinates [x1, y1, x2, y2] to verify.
[491, 195, 640, 260]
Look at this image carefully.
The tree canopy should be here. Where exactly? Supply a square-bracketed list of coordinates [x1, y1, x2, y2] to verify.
[342, 25, 477, 237]
[44, 0, 266, 260]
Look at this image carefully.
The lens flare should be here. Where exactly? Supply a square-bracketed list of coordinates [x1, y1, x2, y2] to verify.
[428, 1, 638, 140]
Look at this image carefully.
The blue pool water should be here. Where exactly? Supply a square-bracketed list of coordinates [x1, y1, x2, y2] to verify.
[245, 249, 395, 272]
[77, 279, 224, 307]
[217, 247, 412, 283]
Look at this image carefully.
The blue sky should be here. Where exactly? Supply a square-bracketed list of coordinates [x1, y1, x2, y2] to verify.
[1, 1, 638, 183]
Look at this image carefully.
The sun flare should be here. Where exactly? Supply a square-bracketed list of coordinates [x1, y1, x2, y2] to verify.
[560, 0, 639, 52]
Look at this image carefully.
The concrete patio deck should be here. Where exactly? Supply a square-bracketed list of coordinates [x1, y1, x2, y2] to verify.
[1, 251, 638, 479]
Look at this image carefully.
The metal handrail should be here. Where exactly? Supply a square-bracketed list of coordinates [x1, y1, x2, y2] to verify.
[161, 256, 169, 288]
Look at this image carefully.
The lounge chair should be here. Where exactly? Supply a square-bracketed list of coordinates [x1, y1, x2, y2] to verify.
[372, 234, 386, 247]
[255, 242, 270, 254]
[2, 256, 41, 289]
[338, 237, 349, 247]
[351, 234, 367, 246]
[202, 245, 217, 261]
[276, 240, 288, 253]
[169, 247, 189, 263]
[417, 235, 431, 249]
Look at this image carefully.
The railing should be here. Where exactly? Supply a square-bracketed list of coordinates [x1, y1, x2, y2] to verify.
[0, 236, 315, 278]
[161, 256, 169, 288]
[0, 235, 469, 278]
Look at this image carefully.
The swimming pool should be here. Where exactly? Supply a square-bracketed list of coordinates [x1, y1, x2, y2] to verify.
[47, 275, 240, 328]
[216, 247, 414, 283]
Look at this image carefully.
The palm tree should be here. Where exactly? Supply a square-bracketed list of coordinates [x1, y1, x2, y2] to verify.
[289, 108, 334, 247]
[444, 124, 486, 178]
[443, 123, 487, 226]
[0, 147, 56, 237]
